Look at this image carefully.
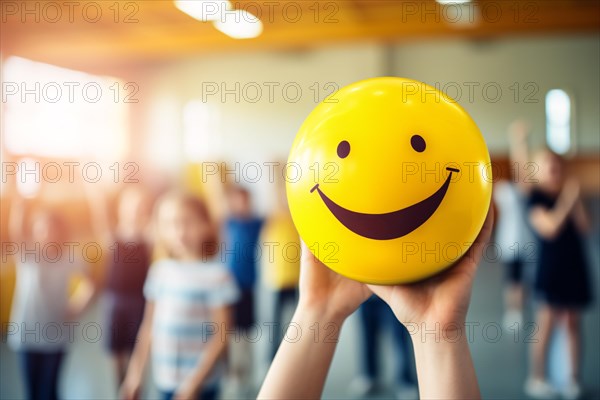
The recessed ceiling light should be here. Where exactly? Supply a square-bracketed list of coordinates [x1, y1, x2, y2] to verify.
[175, 0, 231, 22]
[436, 0, 471, 4]
[213, 9, 263, 39]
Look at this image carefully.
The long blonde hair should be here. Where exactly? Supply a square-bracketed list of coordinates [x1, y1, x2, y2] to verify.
[152, 191, 219, 260]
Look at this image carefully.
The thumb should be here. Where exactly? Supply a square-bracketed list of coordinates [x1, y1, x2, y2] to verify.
[300, 240, 318, 265]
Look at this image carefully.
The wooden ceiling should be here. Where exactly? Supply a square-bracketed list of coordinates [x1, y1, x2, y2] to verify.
[2, 0, 599, 77]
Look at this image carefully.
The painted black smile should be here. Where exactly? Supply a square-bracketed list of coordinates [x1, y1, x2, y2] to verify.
[310, 167, 459, 240]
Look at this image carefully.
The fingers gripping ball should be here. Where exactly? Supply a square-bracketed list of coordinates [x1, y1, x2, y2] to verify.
[286, 77, 492, 284]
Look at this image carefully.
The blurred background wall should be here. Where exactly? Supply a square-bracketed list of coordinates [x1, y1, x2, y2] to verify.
[135, 34, 599, 213]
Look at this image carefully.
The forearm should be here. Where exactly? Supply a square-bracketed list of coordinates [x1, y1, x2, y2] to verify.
[127, 330, 151, 382]
[258, 306, 343, 399]
[554, 194, 576, 224]
[85, 186, 112, 241]
[573, 199, 590, 233]
[509, 135, 529, 188]
[532, 198, 576, 239]
[508, 131, 528, 164]
[187, 334, 227, 388]
[127, 306, 154, 383]
[412, 334, 480, 399]
[9, 198, 26, 242]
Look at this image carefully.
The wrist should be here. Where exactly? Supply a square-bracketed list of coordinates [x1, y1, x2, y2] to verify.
[188, 371, 205, 390]
[124, 372, 141, 387]
[409, 320, 470, 354]
[411, 329, 481, 399]
[296, 300, 347, 327]
[125, 362, 144, 383]
[293, 304, 345, 343]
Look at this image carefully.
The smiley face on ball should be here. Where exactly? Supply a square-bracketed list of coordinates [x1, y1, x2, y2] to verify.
[286, 77, 492, 284]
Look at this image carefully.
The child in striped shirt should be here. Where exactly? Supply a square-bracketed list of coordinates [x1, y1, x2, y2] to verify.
[121, 192, 239, 400]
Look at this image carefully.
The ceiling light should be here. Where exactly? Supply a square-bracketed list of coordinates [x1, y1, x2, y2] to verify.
[213, 9, 262, 39]
[175, 0, 231, 22]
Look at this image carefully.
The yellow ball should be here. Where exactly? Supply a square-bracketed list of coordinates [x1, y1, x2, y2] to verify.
[286, 77, 492, 284]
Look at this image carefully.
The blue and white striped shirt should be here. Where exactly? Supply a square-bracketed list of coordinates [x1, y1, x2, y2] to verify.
[144, 258, 239, 391]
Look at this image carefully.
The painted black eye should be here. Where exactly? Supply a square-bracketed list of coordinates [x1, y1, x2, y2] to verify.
[337, 140, 350, 158]
[411, 134, 426, 152]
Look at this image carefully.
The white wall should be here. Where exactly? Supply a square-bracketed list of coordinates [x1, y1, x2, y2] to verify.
[391, 34, 600, 154]
[140, 34, 599, 210]
[141, 42, 386, 212]
[143, 43, 386, 168]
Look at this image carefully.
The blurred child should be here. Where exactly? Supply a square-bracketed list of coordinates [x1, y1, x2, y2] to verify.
[493, 180, 531, 328]
[8, 193, 96, 400]
[86, 185, 152, 384]
[120, 192, 239, 400]
[260, 171, 300, 360]
[493, 120, 537, 329]
[222, 185, 263, 391]
[525, 150, 591, 400]
[350, 296, 417, 399]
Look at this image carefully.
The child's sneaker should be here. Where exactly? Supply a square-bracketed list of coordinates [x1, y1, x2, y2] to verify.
[348, 376, 375, 397]
[524, 378, 558, 399]
[503, 309, 523, 331]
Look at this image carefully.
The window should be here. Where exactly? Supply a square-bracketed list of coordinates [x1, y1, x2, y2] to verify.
[545, 89, 573, 155]
[2, 56, 128, 161]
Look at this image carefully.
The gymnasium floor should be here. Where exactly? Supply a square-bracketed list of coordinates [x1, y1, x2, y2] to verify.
[1, 199, 599, 400]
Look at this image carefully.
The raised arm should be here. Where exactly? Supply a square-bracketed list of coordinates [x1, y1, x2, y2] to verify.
[571, 197, 591, 234]
[121, 301, 155, 400]
[66, 267, 96, 320]
[83, 181, 113, 245]
[508, 119, 532, 192]
[174, 305, 232, 400]
[529, 179, 580, 240]
[259, 207, 493, 400]
[258, 243, 372, 399]
[8, 193, 27, 243]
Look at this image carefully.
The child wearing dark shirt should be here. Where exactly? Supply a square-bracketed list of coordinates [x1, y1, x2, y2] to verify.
[525, 150, 591, 400]
[223, 185, 263, 394]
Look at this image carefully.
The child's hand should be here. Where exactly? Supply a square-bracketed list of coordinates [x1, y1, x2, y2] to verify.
[369, 206, 494, 330]
[119, 375, 141, 400]
[508, 119, 531, 142]
[298, 242, 372, 322]
[561, 177, 581, 207]
[174, 380, 200, 400]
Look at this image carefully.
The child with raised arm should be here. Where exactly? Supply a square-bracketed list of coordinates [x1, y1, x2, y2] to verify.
[494, 119, 535, 329]
[120, 192, 239, 400]
[258, 207, 494, 400]
[8, 189, 96, 400]
[524, 150, 591, 400]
